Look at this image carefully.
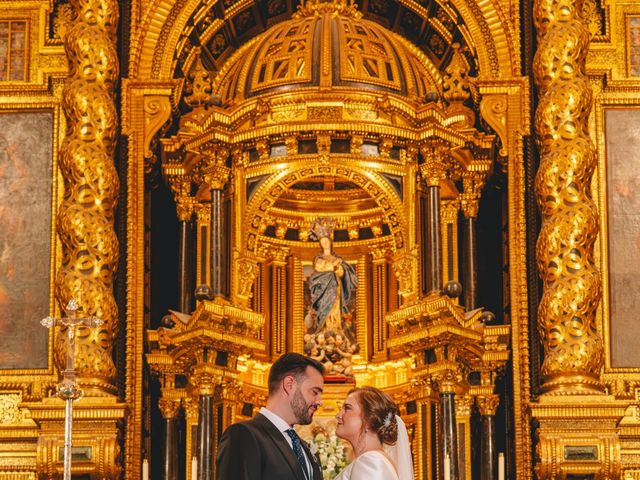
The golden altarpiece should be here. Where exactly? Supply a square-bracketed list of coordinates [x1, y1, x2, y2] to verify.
[1, 0, 640, 478]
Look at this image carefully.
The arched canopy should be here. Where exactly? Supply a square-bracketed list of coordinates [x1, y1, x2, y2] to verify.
[130, 0, 519, 82]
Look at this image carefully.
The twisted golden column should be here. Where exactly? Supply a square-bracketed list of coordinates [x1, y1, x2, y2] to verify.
[533, 0, 603, 393]
[56, 0, 119, 393]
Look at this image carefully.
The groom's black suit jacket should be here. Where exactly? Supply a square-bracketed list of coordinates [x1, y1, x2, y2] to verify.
[216, 412, 323, 480]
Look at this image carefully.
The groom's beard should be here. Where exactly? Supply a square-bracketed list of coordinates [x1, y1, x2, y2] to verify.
[291, 389, 316, 425]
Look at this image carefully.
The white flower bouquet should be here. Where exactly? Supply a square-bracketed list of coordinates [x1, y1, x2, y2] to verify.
[309, 426, 349, 480]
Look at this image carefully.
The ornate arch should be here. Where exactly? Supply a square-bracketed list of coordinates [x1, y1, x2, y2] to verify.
[129, 0, 518, 81]
[242, 161, 408, 254]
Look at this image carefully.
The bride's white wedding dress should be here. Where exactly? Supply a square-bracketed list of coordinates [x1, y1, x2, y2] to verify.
[334, 450, 398, 480]
[334, 415, 414, 480]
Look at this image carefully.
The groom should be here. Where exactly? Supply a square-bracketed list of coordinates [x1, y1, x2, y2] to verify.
[216, 352, 325, 480]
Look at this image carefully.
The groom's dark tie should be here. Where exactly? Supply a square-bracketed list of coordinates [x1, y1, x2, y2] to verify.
[285, 428, 310, 480]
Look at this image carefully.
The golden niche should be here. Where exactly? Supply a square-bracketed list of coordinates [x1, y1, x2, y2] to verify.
[149, 1, 506, 479]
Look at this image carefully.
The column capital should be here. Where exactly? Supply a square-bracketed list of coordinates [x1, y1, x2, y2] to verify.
[190, 372, 216, 396]
[455, 394, 474, 418]
[195, 203, 211, 224]
[176, 196, 196, 221]
[459, 172, 487, 219]
[158, 397, 181, 419]
[441, 199, 460, 222]
[476, 394, 500, 416]
[419, 140, 450, 186]
[182, 397, 199, 421]
[213, 381, 242, 402]
[430, 368, 462, 393]
[203, 164, 231, 191]
[199, 141, 231, 190]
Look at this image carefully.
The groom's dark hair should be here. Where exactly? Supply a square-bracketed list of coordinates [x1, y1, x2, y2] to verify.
[268, 352, 324, 395]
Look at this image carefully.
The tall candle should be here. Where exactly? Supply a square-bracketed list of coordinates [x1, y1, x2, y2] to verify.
[498, 452, 505, 480]
[191, 456, 198, 480]
[444, 453, 451, 480]
[142, 459, 149, 480]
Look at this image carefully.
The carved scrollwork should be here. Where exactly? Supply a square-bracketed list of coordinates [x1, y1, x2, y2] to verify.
[144, 96, 173, 160]
[479, 94, 508, 157]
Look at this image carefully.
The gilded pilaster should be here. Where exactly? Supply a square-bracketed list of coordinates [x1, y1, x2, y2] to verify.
[370, 248, 388, 362]
[533, 0, 604, 393]
[195, 203, 212, 287]
[270, 248, 289, 358]
[440, 200, 460, 285]
[56, 0, 119, 392]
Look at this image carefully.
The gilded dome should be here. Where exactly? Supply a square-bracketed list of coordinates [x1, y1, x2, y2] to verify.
[212, 0, 442, 105]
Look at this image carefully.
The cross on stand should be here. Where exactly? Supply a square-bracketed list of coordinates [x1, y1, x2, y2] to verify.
[41, 299, 104, 480]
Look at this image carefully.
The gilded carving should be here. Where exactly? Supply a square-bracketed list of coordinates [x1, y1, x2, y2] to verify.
[460, 172, 487, 219]
[184, 53, 214, 107]
[392, 252, 417, 301]
[476, 394, 500, 416]
[479, 94, 508, 157]
[236, 258, 259, 305]
[158, 398, 181, 419]
[131, 0, 526, 477]
[533, 0, 604, 393]
[419, 140, 450, 187]
[55, 0, 120, 392]
[52, 3, 73, 40]
[144, 96, 174, 160]
[430, 368, 462, 393]
[443, 43, 471, 103]
[455, 394, 473, 417]
[0, 395, 26, 425]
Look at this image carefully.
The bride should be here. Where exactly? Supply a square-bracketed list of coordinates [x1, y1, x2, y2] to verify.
[334, 386, 414, 480]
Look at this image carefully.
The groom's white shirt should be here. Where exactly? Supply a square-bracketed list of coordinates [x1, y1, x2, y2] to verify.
[259, 407, 313, 477]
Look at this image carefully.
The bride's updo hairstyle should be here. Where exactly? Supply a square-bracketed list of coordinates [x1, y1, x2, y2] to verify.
[351, 386, 398, 445]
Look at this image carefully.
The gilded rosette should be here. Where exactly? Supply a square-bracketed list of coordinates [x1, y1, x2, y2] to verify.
[56, 0, 120, 391]
[533, 0, 603, 393]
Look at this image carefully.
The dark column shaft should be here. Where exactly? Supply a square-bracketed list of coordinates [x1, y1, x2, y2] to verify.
[178, 219, 194, 313]
[440, 392, 459, 480]
[426, 186, 443, 292]
[197, 394, 213, 480]
[163, 417, 178, 480]
[480, 414, 496, 480]
[463, 216, 478, 310]
[210, 189, 224, 296]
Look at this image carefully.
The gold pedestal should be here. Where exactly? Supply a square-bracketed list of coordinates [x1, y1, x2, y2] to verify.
[26, 397, 125, 479]
[0, 393, 39, 479]
[531, 395, 627, 479]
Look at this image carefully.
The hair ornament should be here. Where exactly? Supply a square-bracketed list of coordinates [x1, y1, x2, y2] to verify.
[383, 411, 394, 428]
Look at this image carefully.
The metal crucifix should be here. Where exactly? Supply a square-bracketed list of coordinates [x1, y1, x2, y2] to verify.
[41, 299, 104, 480]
